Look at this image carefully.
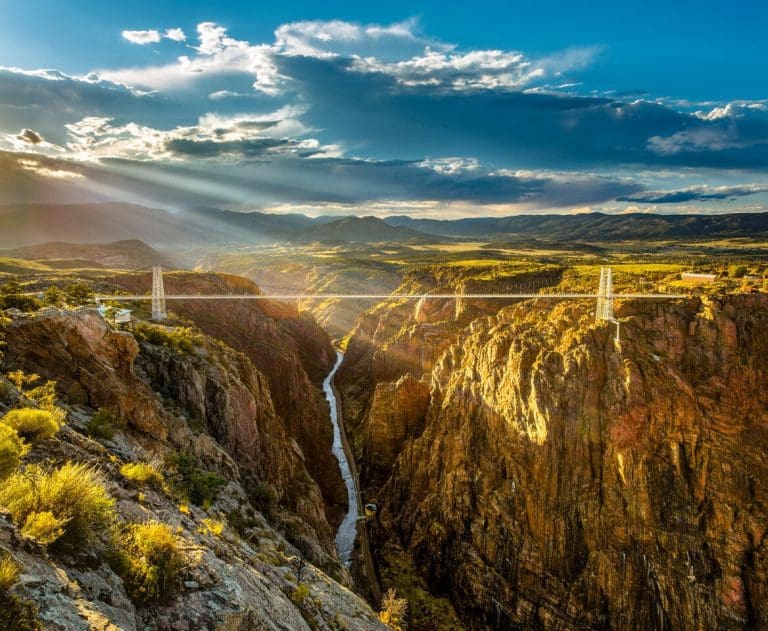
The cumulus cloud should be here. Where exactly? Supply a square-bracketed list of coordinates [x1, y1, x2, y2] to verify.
[1, 126, 64, 154]
[122, 29, 162, 45]
[164, 28, 186, 42]
[103, 18, 595, 96]
[122, 27, 187, 45]
[2, 18, 768, 214]
[104, 23, 281, 94]
[62, 107, 339, 161]
[274, 18, 434, 59]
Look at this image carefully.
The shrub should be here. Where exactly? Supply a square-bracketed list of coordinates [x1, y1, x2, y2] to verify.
[0, 380, 13, 404]
[291, 583, 310, 605]
[43, 286, 65, 307]
[379, 588, 408, 631]
[1, 408, 64, 444]
[120, 462, 163, 488]
[0, 553, 20, 591]
[0, 424, 28, 480]
[112, 521, 185, 606]
[21, 511, 67, 545]
[165, 452, 224, 508]
[6, 371, 38, 391]
[133, 322, 202, 355]
[0, 294, 41, 312]
[0, 463, 115, 548]
[24, 381, 57, 409]
[62, 282, 93, 304]
[0, 553, 42, 630]
[0, 281, 22, 296]
[251, 482, 279, 516]
[198, 518, 224, 537]
[86, 408, 125, 440]
[731, 265, 748, 278]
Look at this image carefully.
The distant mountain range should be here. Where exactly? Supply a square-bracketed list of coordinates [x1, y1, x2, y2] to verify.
[383, 212, 768, 240]
[4, 239, 169, 269]
[2, 202, 767, 247]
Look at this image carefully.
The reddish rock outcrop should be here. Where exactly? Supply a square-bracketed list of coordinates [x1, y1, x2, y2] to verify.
[112, 271, 347, 528]
[2, 306, 338, 559]
[340, 293, 768, 630]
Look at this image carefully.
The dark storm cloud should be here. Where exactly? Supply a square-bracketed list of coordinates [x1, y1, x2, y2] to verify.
[16, 128, 43, 144]
[165, 137, 299, 158]
[618, 185, 768, 204]
[275, 55, 768, 170]
[0, 148, 641, 209]
[0, 67, 281, 146]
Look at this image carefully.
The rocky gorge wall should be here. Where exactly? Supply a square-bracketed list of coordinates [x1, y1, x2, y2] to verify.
[112, 271, 348, 530]
[0, 307, 386, 630]
[339, 292, 768, 630]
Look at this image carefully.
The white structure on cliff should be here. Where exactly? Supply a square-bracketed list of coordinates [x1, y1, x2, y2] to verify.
[151, 265, 167, 321]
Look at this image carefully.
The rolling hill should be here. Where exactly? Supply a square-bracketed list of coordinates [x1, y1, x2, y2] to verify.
[384, 211, 768, 241]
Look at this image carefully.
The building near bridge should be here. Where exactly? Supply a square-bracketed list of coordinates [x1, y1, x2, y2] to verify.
[114, 308, 133, 324]
[681, 272, 717, 284]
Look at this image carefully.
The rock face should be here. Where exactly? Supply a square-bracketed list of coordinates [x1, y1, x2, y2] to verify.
[339, 293, 768, 629]
[0, 307, 387, 630]
[2, 309, 169, 438]
[113, 271, 348, 531]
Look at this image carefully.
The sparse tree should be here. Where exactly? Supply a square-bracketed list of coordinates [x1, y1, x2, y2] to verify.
[379, 588, 408, 631]
[43, 286, 65, 307]
[62, 282, 93, 305]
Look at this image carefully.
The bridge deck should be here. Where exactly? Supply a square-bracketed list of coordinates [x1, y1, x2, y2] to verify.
[97, 293, 687, 300]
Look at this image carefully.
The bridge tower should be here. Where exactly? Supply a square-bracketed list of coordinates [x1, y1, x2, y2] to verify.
[595, 266, 615, 322]
[151, 265, 167, 321]
[596, 266, 620, 346]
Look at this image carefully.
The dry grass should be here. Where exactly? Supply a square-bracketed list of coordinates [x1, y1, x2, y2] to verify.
[0, 462, 114, 547]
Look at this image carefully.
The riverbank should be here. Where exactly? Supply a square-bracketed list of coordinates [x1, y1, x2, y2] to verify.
[324, 350, 382, 605]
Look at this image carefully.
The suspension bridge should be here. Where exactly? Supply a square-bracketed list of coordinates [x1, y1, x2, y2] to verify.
[95, 266, 686, 341]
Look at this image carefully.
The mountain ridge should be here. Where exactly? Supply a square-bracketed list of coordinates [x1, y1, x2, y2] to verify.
[2, 202, 768, 247]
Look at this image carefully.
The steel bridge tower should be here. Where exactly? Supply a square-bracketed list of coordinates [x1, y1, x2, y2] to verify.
[595, 266, 614, 321]
[151, 265, 167, 321]
[595, 266, 620, 345]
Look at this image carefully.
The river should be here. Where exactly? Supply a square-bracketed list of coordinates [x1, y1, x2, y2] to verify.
[323, 350, 358, 566]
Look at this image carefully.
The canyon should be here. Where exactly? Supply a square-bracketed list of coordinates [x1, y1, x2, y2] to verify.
[338, 280, 768, 629]
[0, 254, 766, 630]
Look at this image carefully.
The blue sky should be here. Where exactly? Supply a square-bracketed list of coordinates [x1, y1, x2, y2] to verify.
[0, 1, 766, 217]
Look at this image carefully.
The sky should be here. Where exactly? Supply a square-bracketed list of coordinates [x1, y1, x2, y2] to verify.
[0, 0, 766, 218]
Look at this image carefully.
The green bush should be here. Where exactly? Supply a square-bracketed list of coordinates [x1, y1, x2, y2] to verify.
[0, 553, 20, 591]
[251, 482, 279, 517]
[43, 286, 65, 307]
[0, 380, 13, 404]
[133, 322, 202, 354]
[0, 281, 22, 295]
[0, 424, 28, 480]
[62, 282, 93, 304]
[21, 511, 67, 545]
[0, 553, 42, 631]
[86, 408, 125, 440]
[0, 463, 115, 548]
[165, 452, 224, 508]
[111, 521, 185, 606]
[730, 265, 748, 278]
[291, 583, 310, 605]
[1, 408, 64, 444]
[24, 380, 57, 409]
[0, 294, 41, 312]
[120, 462, 163, 488]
